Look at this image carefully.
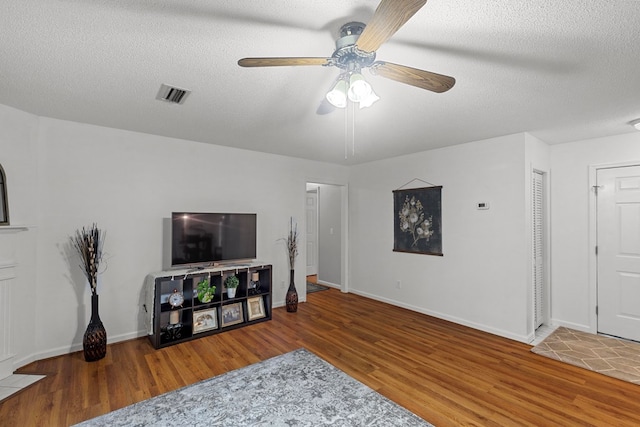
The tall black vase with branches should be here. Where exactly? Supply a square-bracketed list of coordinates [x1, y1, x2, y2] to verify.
[283, 217, 299, 312]
[71, 224, 107, 362]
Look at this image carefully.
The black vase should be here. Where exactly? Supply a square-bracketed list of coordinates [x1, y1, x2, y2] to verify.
[83, 294, 107, 362]
[286, 269, 298, 312]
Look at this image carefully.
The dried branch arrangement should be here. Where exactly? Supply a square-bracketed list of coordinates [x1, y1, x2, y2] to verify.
[71, 223, 105, 295]
[284, 217, 299, 269]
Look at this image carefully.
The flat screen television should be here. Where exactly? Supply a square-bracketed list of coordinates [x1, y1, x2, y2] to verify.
[170, 212, 257, 268]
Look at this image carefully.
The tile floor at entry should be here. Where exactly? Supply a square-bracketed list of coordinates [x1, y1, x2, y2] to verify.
[0, 374, 46, 401]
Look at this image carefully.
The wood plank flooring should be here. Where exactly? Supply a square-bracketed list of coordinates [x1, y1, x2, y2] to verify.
[2, 289, 640, 426]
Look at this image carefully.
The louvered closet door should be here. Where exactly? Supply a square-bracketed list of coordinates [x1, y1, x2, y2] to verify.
[533, 171, 545, 329]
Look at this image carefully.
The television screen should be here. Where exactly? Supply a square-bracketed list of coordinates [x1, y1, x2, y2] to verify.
[171, 212, 256, 268]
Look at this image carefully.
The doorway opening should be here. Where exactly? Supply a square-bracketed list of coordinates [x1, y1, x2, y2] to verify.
[306, 182, 348, 293]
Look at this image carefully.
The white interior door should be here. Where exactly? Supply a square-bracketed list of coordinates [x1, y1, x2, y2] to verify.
[597, 165, 640, 341]
[306, 189, 318, 276]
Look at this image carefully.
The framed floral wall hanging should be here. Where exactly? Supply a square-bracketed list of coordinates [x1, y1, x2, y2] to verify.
[393, 186, 443, 256]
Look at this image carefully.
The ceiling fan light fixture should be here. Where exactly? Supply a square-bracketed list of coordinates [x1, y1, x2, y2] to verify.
[347, 72, 372, 102]
[631, 118, 640, 131]
[359, 89, 380, 109]
[326, 79, 348, 108]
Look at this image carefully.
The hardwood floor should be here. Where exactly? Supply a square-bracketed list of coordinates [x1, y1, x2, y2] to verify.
[3, 289, 640, 426]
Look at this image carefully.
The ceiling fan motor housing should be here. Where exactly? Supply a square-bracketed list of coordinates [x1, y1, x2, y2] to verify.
[330, 22, 376, 71]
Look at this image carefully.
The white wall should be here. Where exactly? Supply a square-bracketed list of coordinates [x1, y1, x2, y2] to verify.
[349, 133, 533, 341]
[550, 132, 640, 331]
[2, 106, 348, 367]
[8, 95, 637, 366]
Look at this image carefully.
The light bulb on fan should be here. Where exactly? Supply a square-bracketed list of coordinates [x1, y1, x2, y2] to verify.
[359, 89, 380, 109]
[326, 79, 348, 108]
[347, 72, 372, 102]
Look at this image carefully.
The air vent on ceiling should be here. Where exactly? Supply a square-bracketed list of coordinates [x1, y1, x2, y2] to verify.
[156, 84, 191, 105]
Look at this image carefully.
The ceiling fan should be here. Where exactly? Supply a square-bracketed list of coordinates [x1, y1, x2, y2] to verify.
[238, 0, 455, 110]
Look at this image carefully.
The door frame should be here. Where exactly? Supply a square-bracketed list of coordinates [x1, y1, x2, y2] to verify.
[588, 160, 640, 334]
[305, 186, 319, 277]
[305, 179, 349, 293]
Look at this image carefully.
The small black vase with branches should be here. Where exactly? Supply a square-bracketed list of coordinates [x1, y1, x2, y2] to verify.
[72, 224, 107, 361]
[83, 294, 106, 361]
[286, 269, 298, 312]
[283, 218, 299, 312]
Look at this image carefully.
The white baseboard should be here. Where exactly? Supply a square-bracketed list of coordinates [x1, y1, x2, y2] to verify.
[548, 318, 593, 333]
[12, 330, 148, 372]
[317, 280, 340, 289]
[349, 289, 531, 343]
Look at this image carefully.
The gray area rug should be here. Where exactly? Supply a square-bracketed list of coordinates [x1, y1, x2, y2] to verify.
[74, 348, 433, 426]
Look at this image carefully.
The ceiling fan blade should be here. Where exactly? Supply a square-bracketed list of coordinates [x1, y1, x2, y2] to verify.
[238, 57, 331, 67]
[370, 61, 455, 93]
[355, 0, 428, 53]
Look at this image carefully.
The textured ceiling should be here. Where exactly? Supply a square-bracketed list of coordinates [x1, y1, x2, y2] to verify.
[1, 0, 639, 165]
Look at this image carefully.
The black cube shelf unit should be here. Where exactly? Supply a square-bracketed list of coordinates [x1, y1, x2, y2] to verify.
[146, 263, 272, 349]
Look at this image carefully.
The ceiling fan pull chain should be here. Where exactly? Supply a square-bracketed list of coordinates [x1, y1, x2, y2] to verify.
[344, 102, 348, 160]
[352, 102, 356, 156]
